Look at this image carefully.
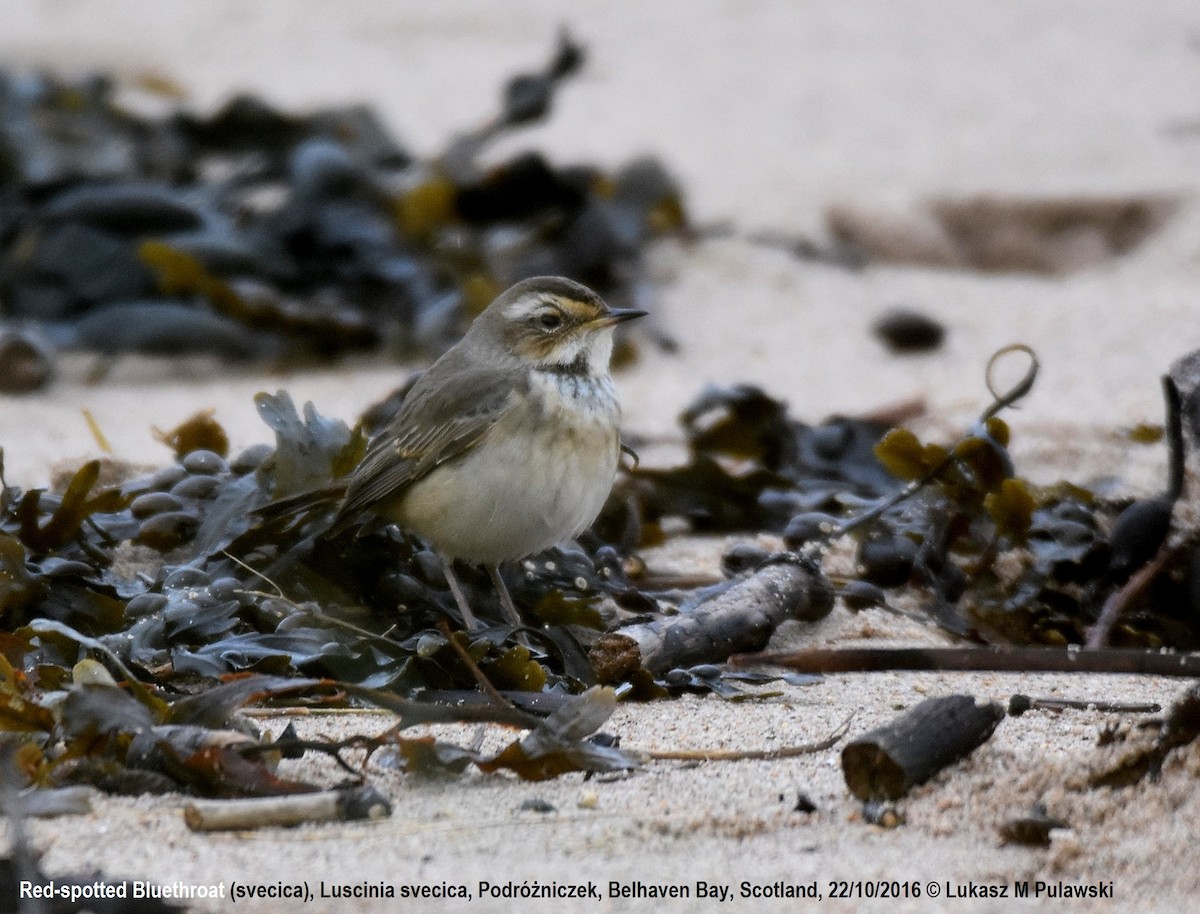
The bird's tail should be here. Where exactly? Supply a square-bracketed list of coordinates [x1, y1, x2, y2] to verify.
[254, 482, 347, 529]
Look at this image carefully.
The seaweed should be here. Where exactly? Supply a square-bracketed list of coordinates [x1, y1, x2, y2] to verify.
[4, 342, 1200, 802]
[0, 33, 684, 385]
[604, 384, 902, 543]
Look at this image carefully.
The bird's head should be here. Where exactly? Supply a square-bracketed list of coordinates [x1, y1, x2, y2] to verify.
[471, 276, 645, 375]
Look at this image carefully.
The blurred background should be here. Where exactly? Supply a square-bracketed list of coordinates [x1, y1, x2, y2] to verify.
[3, 0, 1200, 488]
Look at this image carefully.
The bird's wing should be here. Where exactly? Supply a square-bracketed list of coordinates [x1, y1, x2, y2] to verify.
[333, 362, 525, 526]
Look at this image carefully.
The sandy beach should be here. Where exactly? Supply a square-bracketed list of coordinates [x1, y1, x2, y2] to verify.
[4, 2, 1200, 911]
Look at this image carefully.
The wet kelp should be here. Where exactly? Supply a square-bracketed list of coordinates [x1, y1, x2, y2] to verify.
[3, 346, 1194, 684]
[3, 345, 1199, 800]
[0, 32, 684, 386]
[606, 345, 1200, 651]
[1, 384, 658, 797]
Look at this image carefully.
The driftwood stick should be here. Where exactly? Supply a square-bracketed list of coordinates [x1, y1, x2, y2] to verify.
[841, 695, 1004, 801]
[646, 715, 853, 762]
[732, 645, 1200, 677]
[183, 785, 391, 832]
[591, 558, 833, 680]
[1007, 694, 1160, 715]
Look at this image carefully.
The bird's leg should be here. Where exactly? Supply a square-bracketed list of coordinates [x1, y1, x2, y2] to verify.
[440, 558, 482, 631]
[487, 564, 523, 628]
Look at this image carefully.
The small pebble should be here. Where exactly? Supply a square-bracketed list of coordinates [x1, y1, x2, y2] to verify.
[791, 792, 818, 813]
[862, 799, 904, 828]
[999, 804, 1069, 847]
[229, 443, 273, 474]
[181, 449, 228, 475]
[0, 331, 54, 392]
[1008, 694, 1034, 717]
[130, 491, 185, 519]
[136, 511, 200, 551]
[170, 475, 222, 499]
[146, 465, 188, 492]
[857, 533, 918, 587]
[873, 307, 945, 353]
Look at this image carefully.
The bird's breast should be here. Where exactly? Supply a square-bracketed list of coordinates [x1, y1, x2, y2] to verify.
[393, 371, 621, 564]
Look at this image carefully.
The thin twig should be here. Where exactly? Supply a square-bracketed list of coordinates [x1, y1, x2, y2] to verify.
[1085, 544, 1180, 649]
[646, 715, 852, 761]
[241, 707, 392, 718]
[220, 550, 285, 597]
[234, 582, 409, 654]
[436, 620, 521, 714]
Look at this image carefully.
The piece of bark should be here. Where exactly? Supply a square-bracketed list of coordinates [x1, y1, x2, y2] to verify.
[733, 645, 1200, 677]
[591, 557, 833, 680]
[183, 784, 391, 831]
[841, 695, 1004, 801]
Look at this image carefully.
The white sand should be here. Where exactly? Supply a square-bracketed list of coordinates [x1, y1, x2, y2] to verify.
[4, 2, 1200, 911]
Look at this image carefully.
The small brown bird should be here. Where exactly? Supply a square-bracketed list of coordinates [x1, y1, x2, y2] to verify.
[268, 276, 643, 629]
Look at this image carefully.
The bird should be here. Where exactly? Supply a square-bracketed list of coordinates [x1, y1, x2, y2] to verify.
[263, 275, 644, 630]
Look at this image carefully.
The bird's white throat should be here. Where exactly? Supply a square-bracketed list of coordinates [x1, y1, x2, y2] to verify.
[537, 326, 615, 377]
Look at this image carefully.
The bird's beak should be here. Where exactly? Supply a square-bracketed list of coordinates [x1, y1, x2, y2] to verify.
[590, 307, 647, 329]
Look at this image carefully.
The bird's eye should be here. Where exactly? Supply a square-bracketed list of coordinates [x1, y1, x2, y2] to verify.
[537, 311, 563, 330]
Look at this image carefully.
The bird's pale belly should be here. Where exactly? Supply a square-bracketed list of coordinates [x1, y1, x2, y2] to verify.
[389, 376, 620, 565]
